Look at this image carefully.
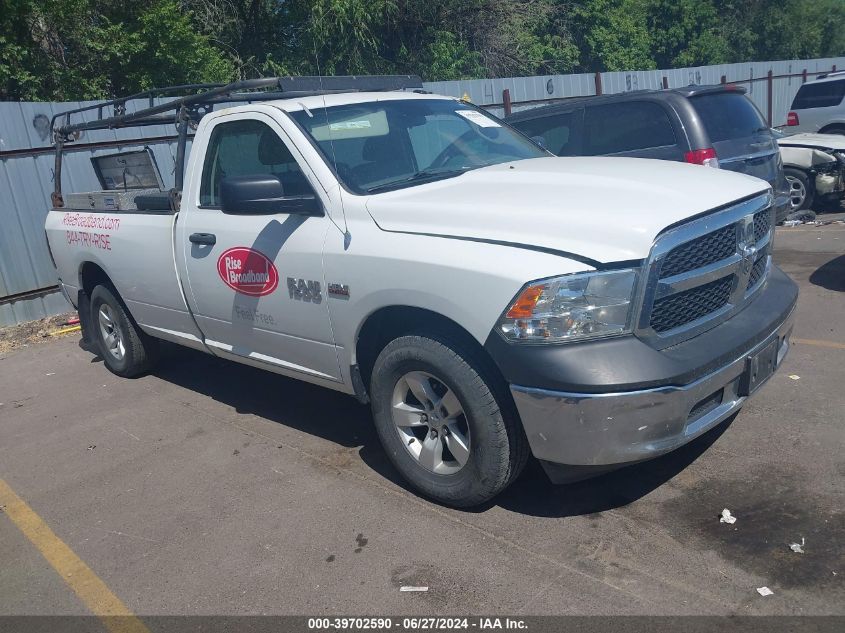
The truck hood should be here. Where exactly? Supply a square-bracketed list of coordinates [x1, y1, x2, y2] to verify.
[365, 157, 769, 264]
[778, 133, 845, 151]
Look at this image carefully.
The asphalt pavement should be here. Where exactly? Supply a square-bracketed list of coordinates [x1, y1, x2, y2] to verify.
[1, 219, 843, 618]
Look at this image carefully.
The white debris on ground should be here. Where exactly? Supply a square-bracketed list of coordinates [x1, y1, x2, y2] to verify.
[789, 537, 806, 554]
[719, 508, 737, 524]
[788, 375, 801, 380]
[400, 586, 429, 592]
[757, 587, 774, 597]
[781, 214, 845, 227]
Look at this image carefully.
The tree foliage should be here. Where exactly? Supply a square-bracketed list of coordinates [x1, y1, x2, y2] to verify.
[2, 0, 845, 100]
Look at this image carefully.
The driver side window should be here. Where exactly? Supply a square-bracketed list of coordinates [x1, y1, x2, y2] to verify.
[199, 119, 312, 207]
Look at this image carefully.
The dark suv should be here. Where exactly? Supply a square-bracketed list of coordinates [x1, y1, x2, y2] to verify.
[506, 85, 790, 223]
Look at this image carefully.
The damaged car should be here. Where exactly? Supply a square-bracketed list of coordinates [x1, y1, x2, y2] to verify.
[775, 131, 845, 211]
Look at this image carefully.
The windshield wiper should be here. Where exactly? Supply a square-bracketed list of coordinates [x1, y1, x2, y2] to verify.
[364, 167, 474, 193]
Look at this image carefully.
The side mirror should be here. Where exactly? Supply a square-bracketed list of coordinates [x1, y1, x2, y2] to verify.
[531, 135, 548, 150]
[220, 175, 322, 216]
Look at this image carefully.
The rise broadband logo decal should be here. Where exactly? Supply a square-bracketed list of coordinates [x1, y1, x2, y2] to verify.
[217, 247, 279, 297]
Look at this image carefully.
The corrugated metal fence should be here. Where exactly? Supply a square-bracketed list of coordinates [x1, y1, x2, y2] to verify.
[426, 56, 845, 122]
[2, 55, 844, 326]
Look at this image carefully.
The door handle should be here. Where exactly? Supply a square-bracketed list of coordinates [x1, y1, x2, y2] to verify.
[189, 232, 216, 245]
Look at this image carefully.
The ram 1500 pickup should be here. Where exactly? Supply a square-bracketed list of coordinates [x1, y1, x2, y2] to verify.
[45, 77, 798, 506]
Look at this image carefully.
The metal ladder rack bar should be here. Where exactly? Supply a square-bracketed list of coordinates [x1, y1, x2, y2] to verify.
[49, 75, 424, 207]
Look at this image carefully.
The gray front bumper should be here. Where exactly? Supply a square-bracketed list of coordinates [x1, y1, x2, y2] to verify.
[510, 307, 794, 472]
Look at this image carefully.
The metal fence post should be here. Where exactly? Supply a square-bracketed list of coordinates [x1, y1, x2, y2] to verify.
[767, 70, 773, 126]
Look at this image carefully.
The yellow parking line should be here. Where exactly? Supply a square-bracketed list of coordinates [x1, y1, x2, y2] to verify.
[0, 479, 150, 633]
[793, 337, 845, 351]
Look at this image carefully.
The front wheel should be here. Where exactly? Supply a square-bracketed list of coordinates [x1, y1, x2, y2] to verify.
[90, 285, 158, 378]
[784, 167, 814, 212]
[369, 335, 528, 507]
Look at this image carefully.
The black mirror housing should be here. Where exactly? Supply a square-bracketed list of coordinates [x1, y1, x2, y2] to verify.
[220, 175, 322, 216]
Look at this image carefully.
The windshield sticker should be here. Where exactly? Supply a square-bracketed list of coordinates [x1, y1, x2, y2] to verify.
[310, 109, 389, 141]
[330, 120, 372, 131]
[217, 247, 279, 297]
[456, 110, 501, 128]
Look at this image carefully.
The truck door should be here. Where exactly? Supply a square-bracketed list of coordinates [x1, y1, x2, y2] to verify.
[177, 112, 341, 383]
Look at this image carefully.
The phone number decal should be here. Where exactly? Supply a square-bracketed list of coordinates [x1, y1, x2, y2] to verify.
[66, 230, 112, 251]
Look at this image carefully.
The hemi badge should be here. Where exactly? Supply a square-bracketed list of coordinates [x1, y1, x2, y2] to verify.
[328, 283, 350, 299]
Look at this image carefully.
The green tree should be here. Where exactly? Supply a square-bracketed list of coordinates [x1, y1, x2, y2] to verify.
[718, 0, 845, 63]
[119, 0, 234, 92]
[299, 0, 398, 75]
[0, 0, 235, 100]
[4, 0, 845, 101]
[644, 0, 730, 68]
[572, 0, 655, 71]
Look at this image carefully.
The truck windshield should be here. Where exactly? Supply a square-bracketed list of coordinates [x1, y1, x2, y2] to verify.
[290, 99, 546, 194]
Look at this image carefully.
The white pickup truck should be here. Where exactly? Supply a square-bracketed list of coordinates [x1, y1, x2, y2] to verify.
[45, 77, 798, 506]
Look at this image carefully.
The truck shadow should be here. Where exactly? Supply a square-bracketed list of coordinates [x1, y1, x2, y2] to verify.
[151, 342, 733, 518]
[150, 342, 398, 473]
[490, 415, 735, 517]
[809, 253, 845, 291]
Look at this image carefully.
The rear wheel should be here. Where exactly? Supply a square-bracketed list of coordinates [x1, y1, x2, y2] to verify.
[370, 334, 528, 507]
[784, 167, 814, 212]
[90, 285, 158, 377]
[820, 125, 845, 136]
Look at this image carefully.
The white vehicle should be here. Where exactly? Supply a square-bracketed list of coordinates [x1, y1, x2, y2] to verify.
[45, 77, 798, 506]
[775, 131, 845, 211]
[785, 72, 845, 135]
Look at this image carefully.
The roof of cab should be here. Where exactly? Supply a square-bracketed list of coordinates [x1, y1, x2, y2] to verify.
[271, 90, 458, 113]
[206, 90, 459, 118]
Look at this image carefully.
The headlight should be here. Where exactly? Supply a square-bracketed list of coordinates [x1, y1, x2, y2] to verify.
[498, 269, 638, 343]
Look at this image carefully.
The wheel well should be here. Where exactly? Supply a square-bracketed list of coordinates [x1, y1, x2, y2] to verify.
[355, 306, 503, 392]
[819, 124, 845, 134]
[79, 262, 113, 296]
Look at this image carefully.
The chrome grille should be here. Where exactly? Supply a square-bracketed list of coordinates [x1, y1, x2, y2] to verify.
[753, 208, 771, 242]
[659, 224, 736, 278]
[746, 255, 768, 290]
[637, 194, 774, 349]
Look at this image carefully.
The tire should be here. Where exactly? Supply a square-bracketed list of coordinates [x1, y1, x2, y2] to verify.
[89, 285, 158, 377]
[820, 125, 845, 136]
[784, 167, 814, 212]
[369, 334, 528, 507]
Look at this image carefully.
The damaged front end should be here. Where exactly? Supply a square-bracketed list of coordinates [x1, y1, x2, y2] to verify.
[814, 150, 845, 199]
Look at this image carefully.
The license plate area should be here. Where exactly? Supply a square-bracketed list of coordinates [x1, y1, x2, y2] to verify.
[739, 338, 780, 396]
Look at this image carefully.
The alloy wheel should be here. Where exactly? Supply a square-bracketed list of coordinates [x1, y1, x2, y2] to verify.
[391, 371, 471, 475]
[97, 304, 125, 361]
